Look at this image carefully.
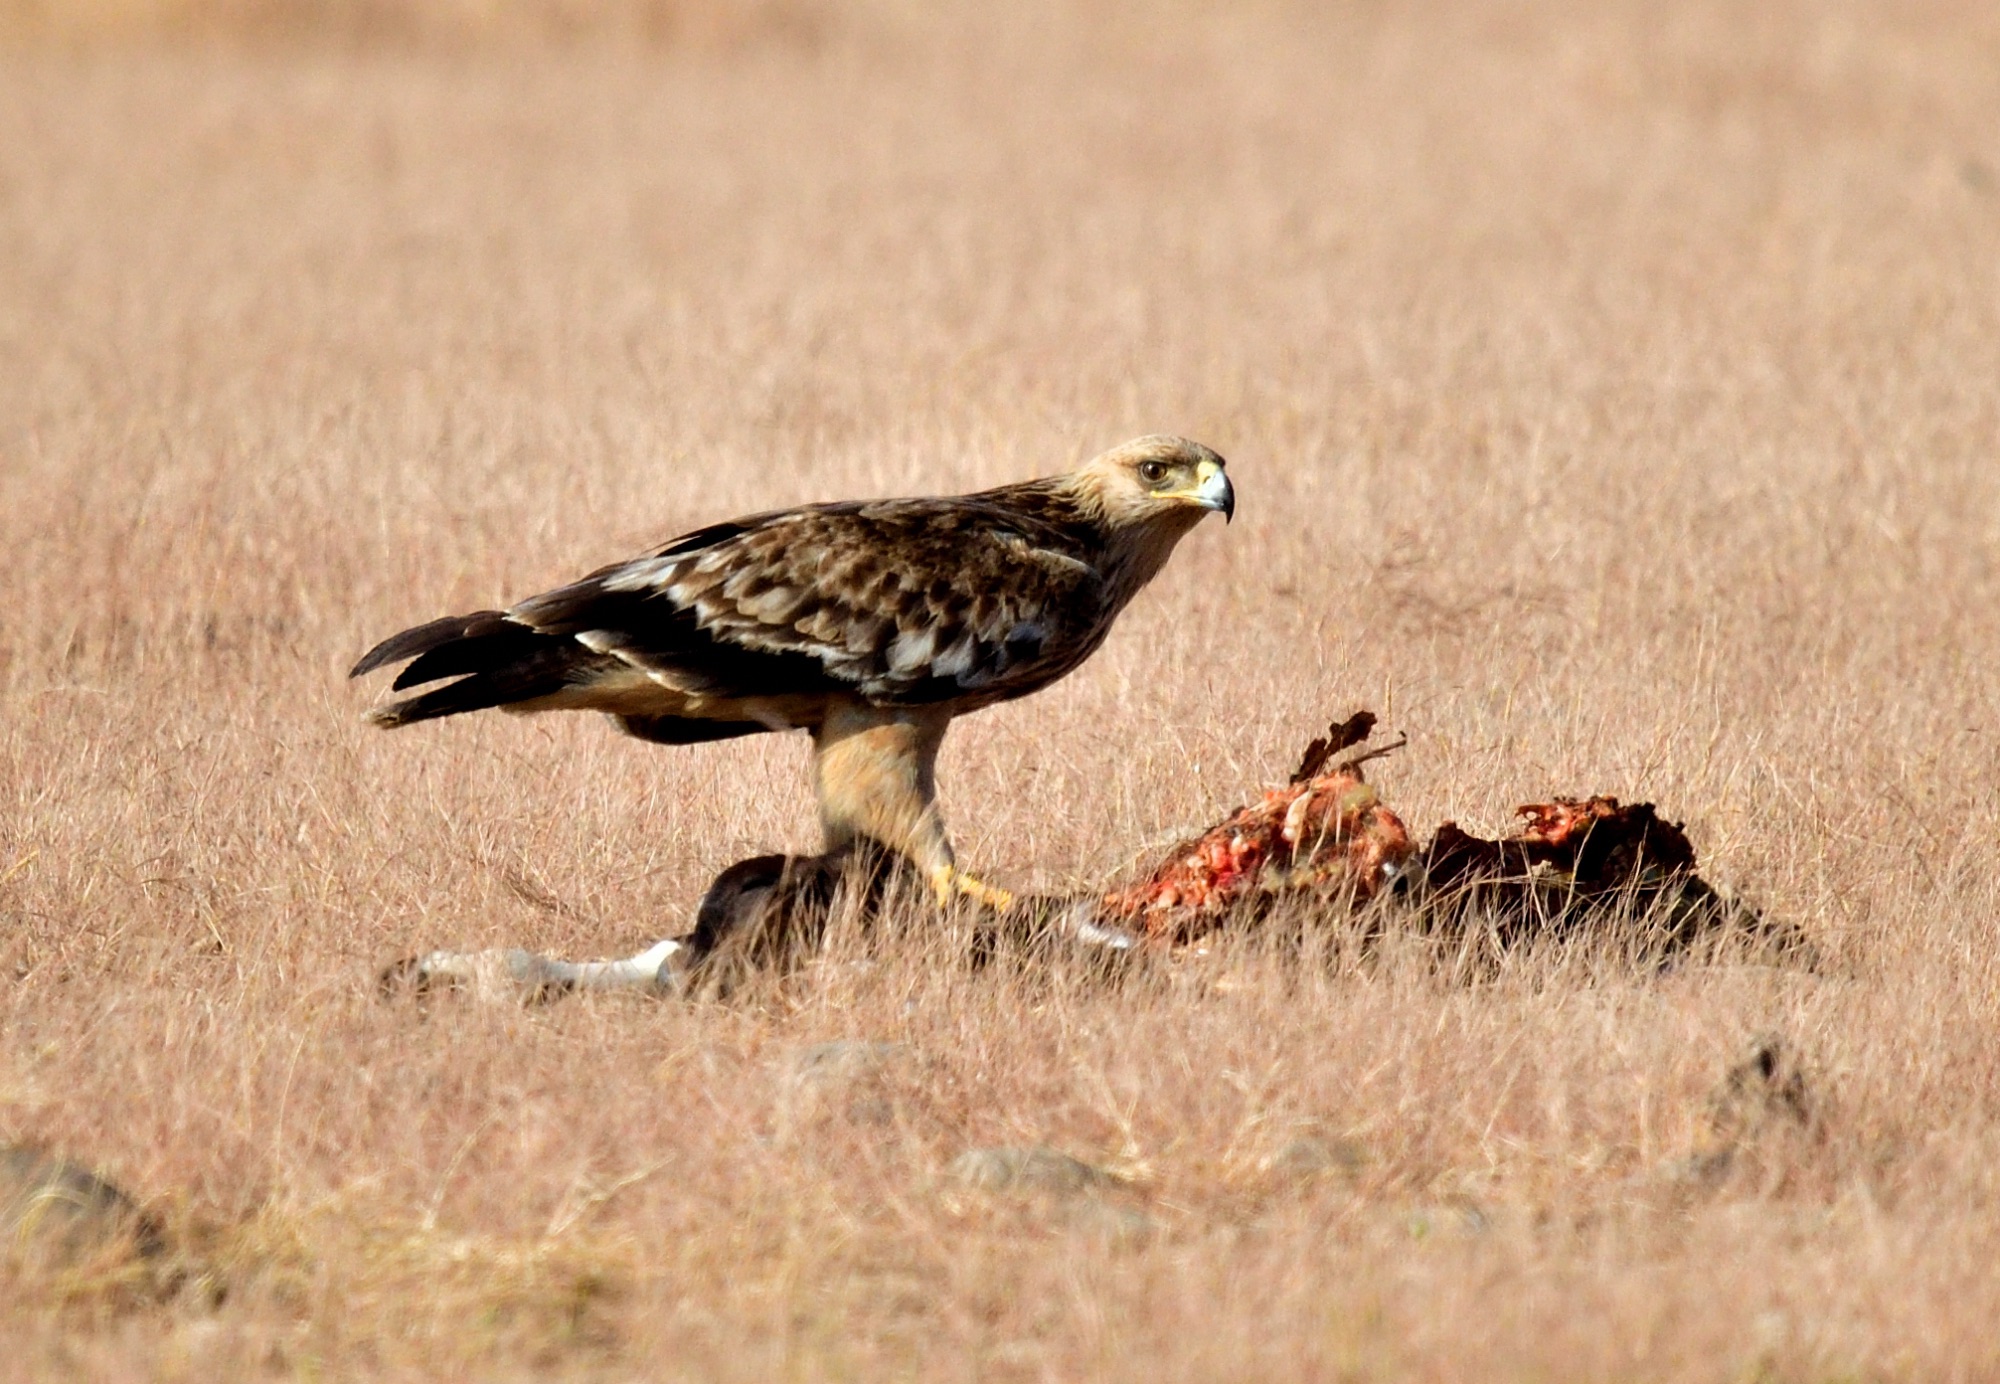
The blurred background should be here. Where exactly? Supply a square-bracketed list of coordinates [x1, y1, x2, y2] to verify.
[4, 6, 2000, 1375]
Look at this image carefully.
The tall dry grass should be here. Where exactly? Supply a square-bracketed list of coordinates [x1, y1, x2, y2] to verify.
[3, 0, 2000, 1377]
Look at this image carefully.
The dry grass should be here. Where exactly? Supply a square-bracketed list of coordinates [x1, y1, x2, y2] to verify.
[3, 0, 2000, 1376]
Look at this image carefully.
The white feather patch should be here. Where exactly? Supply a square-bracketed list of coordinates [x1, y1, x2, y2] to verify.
[1028, 547, 1097, 578]
[601, 557, 681, 593]
[930, 632, 978, 681]
[887, 626, 939, 674]
[739, 585, 803, 622]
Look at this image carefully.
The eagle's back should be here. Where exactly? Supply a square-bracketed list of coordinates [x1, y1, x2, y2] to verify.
[353, 478, 1138, 734]
[515, 481, 1117, 708]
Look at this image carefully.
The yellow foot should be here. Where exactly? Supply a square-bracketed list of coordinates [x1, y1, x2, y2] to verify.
[928, 864, 1016, 913]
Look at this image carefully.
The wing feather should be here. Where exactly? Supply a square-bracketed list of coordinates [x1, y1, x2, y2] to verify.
[507, 491, 1110, 707]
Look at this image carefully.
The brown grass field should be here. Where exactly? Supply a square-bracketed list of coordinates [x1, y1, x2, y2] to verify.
[4, 0, 2000, 1377]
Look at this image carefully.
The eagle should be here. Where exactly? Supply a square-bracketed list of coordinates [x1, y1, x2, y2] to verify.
[351, 435, 1234, 910]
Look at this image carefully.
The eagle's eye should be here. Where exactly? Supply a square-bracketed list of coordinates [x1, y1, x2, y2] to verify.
[1137, 460, 1171, 485]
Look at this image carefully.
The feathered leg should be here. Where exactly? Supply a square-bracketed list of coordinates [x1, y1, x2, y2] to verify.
[811, 703, 1015, 911]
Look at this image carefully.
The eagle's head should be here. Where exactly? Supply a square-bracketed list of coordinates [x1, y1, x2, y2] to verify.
[1060, 435, 1234, 596]
[1074, 435, 1235, 532]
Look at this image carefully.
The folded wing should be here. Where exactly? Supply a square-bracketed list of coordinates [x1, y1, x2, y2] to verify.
[351, 491, 1111, 730]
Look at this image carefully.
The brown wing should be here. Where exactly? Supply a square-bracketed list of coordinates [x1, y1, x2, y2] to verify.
[505, 490, 1113, 708]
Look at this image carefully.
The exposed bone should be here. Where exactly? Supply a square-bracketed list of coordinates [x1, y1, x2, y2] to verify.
[380, 940, 686, 1003]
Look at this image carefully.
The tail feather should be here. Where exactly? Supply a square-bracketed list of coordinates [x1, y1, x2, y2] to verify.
[352, 609, 603, 729]
[364, 676, 524, 728]
[350, 612, 508, 680]
[392, 618, 549, 691]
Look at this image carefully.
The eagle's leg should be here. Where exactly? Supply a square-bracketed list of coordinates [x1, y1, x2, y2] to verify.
[811, 704, 1015, 912]
[925, 864, 1016, 913]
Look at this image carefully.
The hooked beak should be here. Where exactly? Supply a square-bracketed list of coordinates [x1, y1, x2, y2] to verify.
[1194, 458, 1235, 523]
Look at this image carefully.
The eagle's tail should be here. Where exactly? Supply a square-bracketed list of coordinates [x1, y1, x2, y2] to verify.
[350, 611, 598, 728]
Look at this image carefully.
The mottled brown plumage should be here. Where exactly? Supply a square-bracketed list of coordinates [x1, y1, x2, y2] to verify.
[352, 436, 1234, 908]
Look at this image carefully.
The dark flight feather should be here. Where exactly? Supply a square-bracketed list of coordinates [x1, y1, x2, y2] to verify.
[349, 612, 507, 680]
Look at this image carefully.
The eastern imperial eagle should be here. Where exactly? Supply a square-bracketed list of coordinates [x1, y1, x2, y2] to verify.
[351, 435, 1234, 910]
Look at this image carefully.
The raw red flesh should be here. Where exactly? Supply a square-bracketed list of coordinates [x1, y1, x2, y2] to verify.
[1097, 763, 1416, 941]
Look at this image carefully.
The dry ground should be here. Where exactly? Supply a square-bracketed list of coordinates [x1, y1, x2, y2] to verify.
[3, 0, 2000, 1377]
